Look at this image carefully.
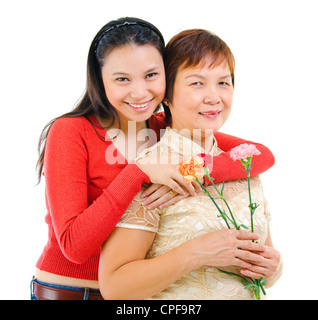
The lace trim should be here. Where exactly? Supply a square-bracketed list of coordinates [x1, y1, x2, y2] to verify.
[116, 223, 158, 233]
[116, 191, 160, 232]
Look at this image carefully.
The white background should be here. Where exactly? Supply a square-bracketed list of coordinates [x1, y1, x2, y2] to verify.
[1, 0, 317, 300]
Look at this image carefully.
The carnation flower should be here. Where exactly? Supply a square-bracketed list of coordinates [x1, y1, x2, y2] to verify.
[177, 155, 205, 183]
[230, 143, 261, 162]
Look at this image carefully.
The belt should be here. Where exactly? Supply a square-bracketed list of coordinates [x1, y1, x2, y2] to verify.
[32, 280, 104, 300]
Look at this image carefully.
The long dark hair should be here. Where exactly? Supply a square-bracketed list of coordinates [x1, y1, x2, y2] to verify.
[36, 17, 165, 183]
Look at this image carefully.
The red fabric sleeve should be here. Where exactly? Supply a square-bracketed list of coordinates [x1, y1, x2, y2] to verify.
[44, 118, 150, 264]
[205, 132, 275, 184]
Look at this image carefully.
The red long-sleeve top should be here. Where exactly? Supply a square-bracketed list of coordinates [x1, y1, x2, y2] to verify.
[36, 112, 275, 280]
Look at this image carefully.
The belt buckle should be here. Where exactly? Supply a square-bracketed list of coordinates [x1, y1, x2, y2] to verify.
[83, 288, 89, 300]
[30, 276, 36, 298]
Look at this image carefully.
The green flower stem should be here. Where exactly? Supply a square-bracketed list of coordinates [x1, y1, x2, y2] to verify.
[217, 269, 262, 300]
[195, 178, 231, 229]
[246, 166, 254, 233]
[217, 268, 250, 284]
[205, 175, 239, 230]
[259, 281, 266, 296]
[240, 158, 267, 299]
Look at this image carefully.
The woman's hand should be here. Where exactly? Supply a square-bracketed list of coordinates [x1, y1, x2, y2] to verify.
[135, 145, 201, 198]
[240, 245, 281, 280]
[187, 229, 266, 270]
[141, 181, 202, 209]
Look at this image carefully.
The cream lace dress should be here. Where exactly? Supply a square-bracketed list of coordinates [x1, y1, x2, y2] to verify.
[117, 128, 271, 300]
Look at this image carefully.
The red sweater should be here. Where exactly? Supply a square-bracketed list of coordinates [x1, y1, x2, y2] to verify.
[36, 112, 275, 280]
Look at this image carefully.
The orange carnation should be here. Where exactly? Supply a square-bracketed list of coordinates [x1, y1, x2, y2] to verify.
[177, 155, 205, 183]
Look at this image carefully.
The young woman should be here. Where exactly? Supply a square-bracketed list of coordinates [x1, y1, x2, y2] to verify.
[31, 18, 275, 300]
[98, 29, 282, 300]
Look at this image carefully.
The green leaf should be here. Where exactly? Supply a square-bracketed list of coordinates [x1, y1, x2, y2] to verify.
[240, 157, 252, 169]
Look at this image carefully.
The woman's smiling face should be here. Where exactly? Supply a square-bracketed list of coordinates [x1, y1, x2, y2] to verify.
[169, 56, 234, 136]
[101, 43, 166, 127]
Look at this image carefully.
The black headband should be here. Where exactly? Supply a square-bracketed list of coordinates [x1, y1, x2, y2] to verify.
[94, 21, 164, 52]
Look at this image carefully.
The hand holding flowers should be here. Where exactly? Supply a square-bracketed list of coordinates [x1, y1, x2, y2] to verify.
[177, 144, 266, 300]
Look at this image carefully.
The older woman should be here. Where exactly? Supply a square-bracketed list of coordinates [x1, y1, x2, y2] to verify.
[98, 29, 282, 300]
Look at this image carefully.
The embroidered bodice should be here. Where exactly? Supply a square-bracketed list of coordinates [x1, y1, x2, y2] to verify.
[117, 128, 271, 300]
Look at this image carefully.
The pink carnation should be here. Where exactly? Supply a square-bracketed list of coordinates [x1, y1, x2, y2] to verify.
[230, 143, 261, 162]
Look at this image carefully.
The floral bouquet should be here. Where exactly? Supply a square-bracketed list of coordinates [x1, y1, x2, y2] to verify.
[177, 143, 266, 300]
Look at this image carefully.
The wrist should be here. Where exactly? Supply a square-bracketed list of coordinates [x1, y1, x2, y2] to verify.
[177, 237, 203, 272]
